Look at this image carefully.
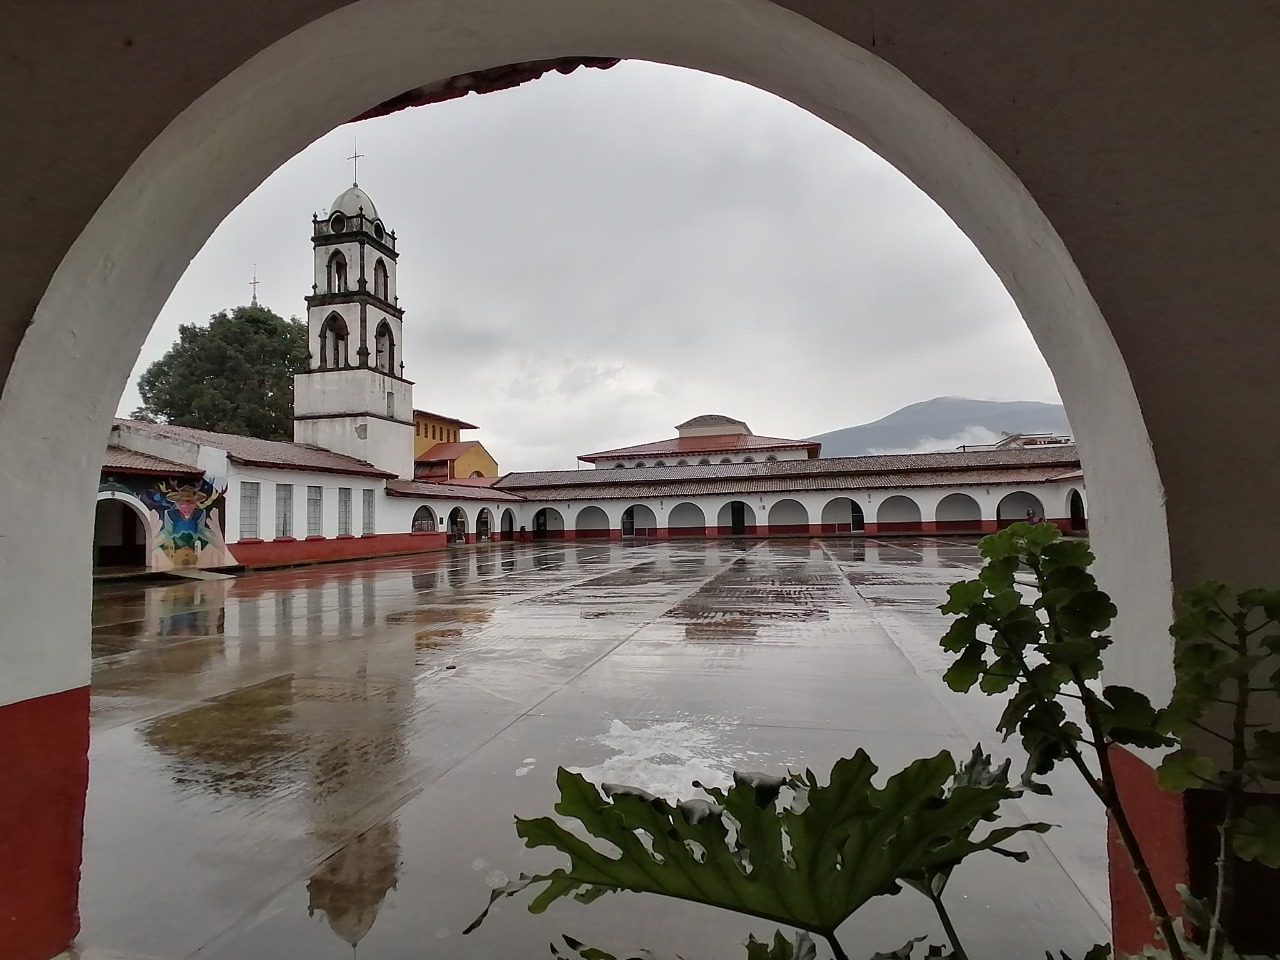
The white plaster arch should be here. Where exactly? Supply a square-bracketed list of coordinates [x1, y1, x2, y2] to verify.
[574, 505, 611, 535]
[876, 495, 923, 525]
[410, 503, 438, 531]
[666, 502, 706, 534]
[715, 499, 757, 531]
[935, 492, 983, 523]
[997, 490, 1046, 523]
[622, 503, 658, 536]
[0, 0, 1168, 710]
[820, 496, 864, 531]
[766, 498, 810, 528]
[94, 490, 159, 572]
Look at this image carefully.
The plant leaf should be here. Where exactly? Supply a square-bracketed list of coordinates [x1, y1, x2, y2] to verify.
[468, 754, 1045, 938]
[1232, 805, 1280, 868]
[1155, 749, 1216, 792]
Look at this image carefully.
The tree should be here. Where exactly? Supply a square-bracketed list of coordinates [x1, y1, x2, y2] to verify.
[135, 305, 310, 441]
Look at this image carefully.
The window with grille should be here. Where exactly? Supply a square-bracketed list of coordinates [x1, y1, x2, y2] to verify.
[275, 483, 293, 538]
[362, 488, 375, 534]
[338, 487, 352, 535]
[239, 481, 260, 539]
[307, 485, 323, 536]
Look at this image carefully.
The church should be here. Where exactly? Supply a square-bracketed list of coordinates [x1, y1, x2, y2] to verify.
[95, 181, 1087, 574]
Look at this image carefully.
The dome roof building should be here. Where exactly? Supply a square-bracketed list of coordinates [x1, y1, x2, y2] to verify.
[330, 184, 378, 219]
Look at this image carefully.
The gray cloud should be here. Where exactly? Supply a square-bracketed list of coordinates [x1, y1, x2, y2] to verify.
[120, 61, 1059, 471]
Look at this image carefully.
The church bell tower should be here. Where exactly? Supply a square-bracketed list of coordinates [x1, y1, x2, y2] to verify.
[293, 179, 414, 476]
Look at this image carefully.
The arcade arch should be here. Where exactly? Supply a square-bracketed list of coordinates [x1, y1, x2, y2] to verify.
[411, 505, 437, 532]
[475, 507, 494, 541]
[1069, 489, 1088, 532]
[821, 497, 864, 533]
[666, 502, 706, 536]
[500, 508, 517, 540]
[997, 491, 1045, 526]
[533, 507, 565, 540]
[876, 495, 922, 532]
[716, 500, 756, 536]
[621, 504, 658, 537]
[935, 492, 983, 531]
[93, 493, 153, 571]
[574, 505, 611, 538]
[447, 506, 467, 539]
[766, 498, 809, 533]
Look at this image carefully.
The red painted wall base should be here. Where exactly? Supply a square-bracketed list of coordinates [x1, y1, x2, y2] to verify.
[233, 531, 447, 566]
[0, 686, 90, 960]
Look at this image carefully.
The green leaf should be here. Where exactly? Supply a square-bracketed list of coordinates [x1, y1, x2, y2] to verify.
[1232, 805, 1280, 868]
[469, 755, 1046, 939]
[745, 930, 817, 960]
[870, 936, 956, 959]
[1155, 749, 1216, 792]
[944, 643, 986, 693]
[1098, 686, 1174, 749]
[1246, 729, 1280, 781]
[940, 580, 987, 615]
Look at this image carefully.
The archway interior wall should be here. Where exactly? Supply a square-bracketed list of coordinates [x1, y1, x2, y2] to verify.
[94, 492, 156, 571]
[0, 0, 1170, 711]
[766, 498, 809, 532]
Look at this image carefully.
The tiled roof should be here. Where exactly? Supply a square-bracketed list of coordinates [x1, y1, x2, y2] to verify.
[580, 433, 820, 462]
[102, 445, 202, 476]
[385, 479, 524, 502]
[412, 409, 478, 430]
[113, 420, 394, 478]
[499, 445, 1079, 490]
[415, 441, 478, 462]
[504, 467, 1079, 501]
[675, 414, 748, 430]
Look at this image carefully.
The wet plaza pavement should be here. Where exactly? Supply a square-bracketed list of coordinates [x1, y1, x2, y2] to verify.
[81, 539, 1109, 959]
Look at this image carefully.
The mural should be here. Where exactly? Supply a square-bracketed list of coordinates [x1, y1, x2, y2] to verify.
[98, 475, 238, 571]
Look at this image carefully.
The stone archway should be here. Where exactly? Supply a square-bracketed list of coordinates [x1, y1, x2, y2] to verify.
[92, 493, 154, 572]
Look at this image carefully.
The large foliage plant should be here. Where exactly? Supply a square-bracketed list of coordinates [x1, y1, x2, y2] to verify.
[469, 524, 1280, 960]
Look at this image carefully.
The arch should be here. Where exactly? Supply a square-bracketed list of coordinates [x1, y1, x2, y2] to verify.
[93, 492, 154, 572]
[654, 460, 667, 467]
[719, 457, 733, 464]
[716, 500, 757, 536]
[475, 507, 494, 541]
[500, 507, 517, 540]
[411, 504, 437, 532]
[766, 498, 810, 534]
[765, 455, 778, 462]
[934, 492, 983, 532]
[574, 505, 611, 539]
[742, 457, 755, 463]
[997, 491, 1046, 528]
[698, 458, 711, 466]
[820, 497, 865, 534]
[373, 320, 395, 373]
[666, 502, 706, 537]
[326, 249, 348, 293]
[447, 506, 468, 541]
[319, 312, 349, 369]
[469, 471, 484, 478]
[373, 257, 389, 300]
[1069, 488, 1088, 532]
[533, 507, 565, 540]
[676, 459, 688, 466]
[621, 503, 658, 537]
[635, 461, 647, 468]
[876, 495, 923, 533]
[613, 462, 625, 469]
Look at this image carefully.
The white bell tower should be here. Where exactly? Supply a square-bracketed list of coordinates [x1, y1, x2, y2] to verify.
[293, 178, 414, 477]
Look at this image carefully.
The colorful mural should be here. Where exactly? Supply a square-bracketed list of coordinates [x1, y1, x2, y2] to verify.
[98, 475, 238, 571]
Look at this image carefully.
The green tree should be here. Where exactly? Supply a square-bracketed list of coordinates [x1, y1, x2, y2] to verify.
[135, 305, 310, 441]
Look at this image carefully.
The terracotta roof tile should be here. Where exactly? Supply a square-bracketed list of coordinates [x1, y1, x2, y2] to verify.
[412, 409, 478, 430]
[580, 433, 820, 461]
[102, 445, 202, 476]
[500, 445, 1079, 490]
[113, 420, 393, 478]
[414, 441, 478, 462]
[385, 479, 524, 502]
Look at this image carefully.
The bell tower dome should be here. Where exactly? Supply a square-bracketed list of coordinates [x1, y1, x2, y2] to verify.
[293, 179, 414, 477]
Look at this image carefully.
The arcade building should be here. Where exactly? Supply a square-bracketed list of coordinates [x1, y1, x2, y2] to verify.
[96, 181, 1086, 575]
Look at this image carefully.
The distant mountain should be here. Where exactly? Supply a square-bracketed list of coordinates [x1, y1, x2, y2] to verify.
[808, 397, 1071, 458]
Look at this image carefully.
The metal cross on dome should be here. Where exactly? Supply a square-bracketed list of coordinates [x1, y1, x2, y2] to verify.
[348, 137, 364, 186]
[249, 264, 259, 306]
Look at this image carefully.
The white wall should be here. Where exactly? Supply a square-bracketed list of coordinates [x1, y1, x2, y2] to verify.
[222, 464, 386, 540]
[599, 448, 809, 468]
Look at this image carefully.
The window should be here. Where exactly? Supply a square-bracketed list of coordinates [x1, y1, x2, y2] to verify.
[373, 258, 389, 299]
[320, 313, 349, 368]
[613, 462, 625, 469]
[654, 460, 667, 466]
[362, 488, 375, 534]
[699, 458, 711, 465]
[720, 457, 733, 464]
[765, 455, 778, 462]
[636, 461, 647, 467]
[275, 483, 293, 538]
[307, 485, 323, 536]
[743, 457, 755, 463]
[239, 481, 260, 539]
[374, 321, 394, 373]
[386, 391, 395, 418]
[677, 460, 688, 466]
[415, 422, 421, 436]
[338, 488, 352, 535]
[431, 425, 437, 440]
[327, 250, 348, 292]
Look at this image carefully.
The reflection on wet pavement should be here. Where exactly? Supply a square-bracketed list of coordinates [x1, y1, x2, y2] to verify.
[81, 539, 1108, 959]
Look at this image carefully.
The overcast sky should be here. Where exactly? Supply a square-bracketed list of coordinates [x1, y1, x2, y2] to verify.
[119, 60, 1060, 472]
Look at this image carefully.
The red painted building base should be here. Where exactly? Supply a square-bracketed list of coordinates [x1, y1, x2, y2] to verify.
[232, 531, 447, 567]
[0, 685, 90, 960]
